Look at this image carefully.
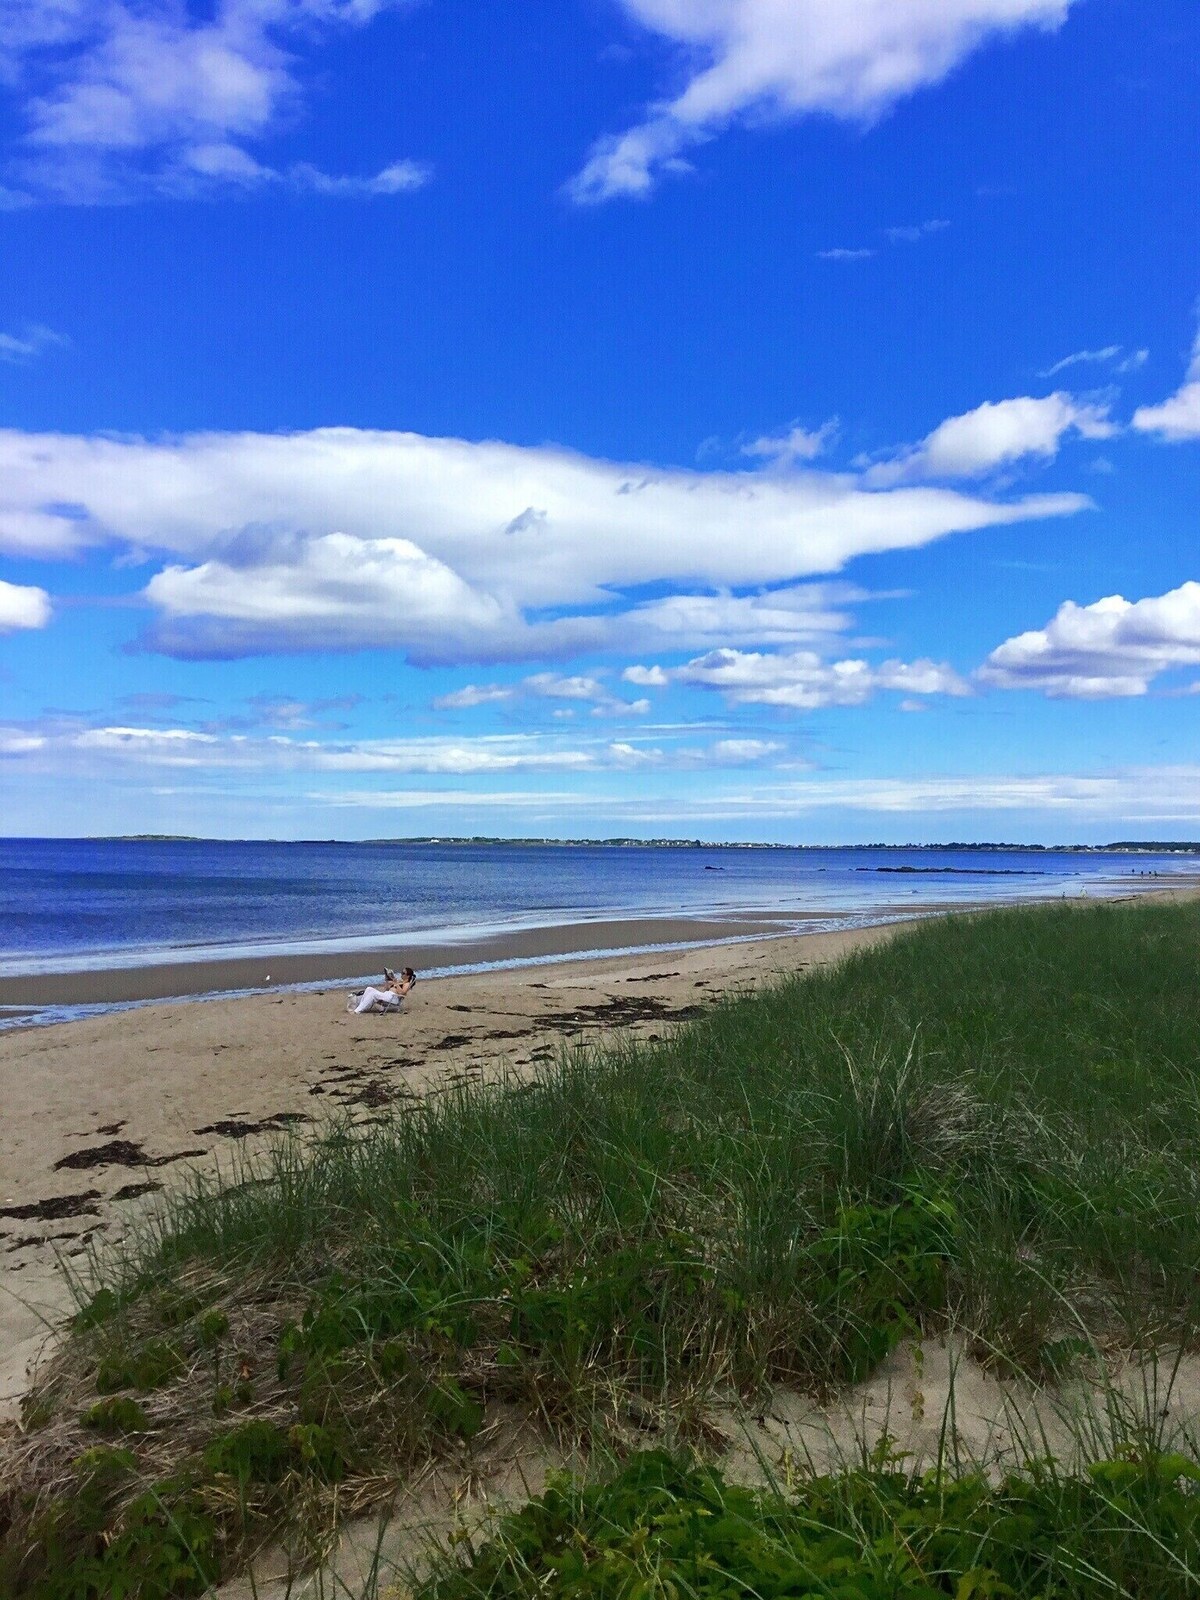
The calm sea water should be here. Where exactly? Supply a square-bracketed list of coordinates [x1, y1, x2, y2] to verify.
[0, 838, 1190, 982]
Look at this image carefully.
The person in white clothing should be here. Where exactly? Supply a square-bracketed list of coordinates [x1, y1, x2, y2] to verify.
[347, 967, 416, 1014]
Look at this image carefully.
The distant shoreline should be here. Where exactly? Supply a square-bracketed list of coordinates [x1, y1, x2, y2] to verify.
[5, 836, 1200, 853]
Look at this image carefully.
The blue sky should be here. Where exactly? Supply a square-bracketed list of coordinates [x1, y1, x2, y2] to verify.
[0, 0, 1198, 842]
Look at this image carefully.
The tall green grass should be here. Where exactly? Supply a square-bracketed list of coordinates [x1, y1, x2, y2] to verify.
[4, 899, 1200, 1598]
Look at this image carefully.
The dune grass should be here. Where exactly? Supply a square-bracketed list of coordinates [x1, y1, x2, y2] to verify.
[3, 897, 1200, 1597]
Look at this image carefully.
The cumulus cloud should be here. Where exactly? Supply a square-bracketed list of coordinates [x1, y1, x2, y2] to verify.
[570, 0, 1075, 202]
[623, 663, 669, 688]
[1133, 331, 1200, 442]
[0, 424, 1087, 659]
[0, 0, 426, 203]
[672, 646, 969, 709]
[143, 532, 510, 660]
[866, 392, 1114, 484]
[0, 576, 51, 631]
[979, 581, 1200, 698]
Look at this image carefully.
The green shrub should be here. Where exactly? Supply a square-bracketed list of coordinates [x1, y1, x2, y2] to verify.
[197, 1308, 229, 1346]
[203, 1419, 290, 1484]
[82, 1395, 149, 1434]
[95, 1337, 184, 1394]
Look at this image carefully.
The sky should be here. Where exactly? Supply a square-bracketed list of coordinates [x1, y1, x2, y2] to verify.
[0, 0, 1198, 844]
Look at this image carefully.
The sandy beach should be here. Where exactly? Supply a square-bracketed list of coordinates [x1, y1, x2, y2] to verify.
[0, 914, 934, 1420]
[2, 883, 1195, 1427]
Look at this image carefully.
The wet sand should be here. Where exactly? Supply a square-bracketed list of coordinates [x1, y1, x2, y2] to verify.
[0, 912, 802, 1010]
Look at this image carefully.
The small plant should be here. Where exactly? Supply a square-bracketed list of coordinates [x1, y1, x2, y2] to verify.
[204, 1419, 291, 1484]
[82, 1394, 149, 1434]
[72, 1286, 121, 1331]
[95, 1336, 185, 1393]
[197, 1307, 229, 1347]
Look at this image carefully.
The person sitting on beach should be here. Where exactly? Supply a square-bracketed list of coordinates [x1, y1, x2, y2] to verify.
[347, 967, 416, 1015]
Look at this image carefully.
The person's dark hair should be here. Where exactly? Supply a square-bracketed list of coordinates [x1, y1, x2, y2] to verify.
[403, 967, 416, 981]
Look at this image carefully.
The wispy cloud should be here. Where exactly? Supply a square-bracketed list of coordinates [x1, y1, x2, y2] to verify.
[884, 219, 949, 244]
[0, 323, 68, 363]
[819, 219, 949, 264]
[0, 1, 427, 204]
[1040, 344, 1148, 378]
[741, 420, 838, 466]
[570, 0, 1076, 203]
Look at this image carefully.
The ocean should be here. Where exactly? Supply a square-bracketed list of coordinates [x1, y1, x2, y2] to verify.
[0, 837, 1189, 985]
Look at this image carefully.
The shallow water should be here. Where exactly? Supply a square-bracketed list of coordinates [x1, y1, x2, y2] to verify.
[0, 837, 1189, 981]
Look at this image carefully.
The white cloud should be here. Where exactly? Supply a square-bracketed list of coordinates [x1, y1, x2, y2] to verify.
[623, 663, 669, 687]
[144, 532, 510, 660]
[742, 420, 838, 466]
[285, 159, 430, 197]
[433, 684, 515, 710]
[1040, 344, 1147, 378]
[172, 144, 431, 197]
[0, 322, 68, 363]
[710, 737, 782, 763]
[816, 247, 876, 261]
[1133, 331, 1200, 442]
[0, 0, 425, 203]
[0, 425, 1088, 659]
[5, 720, 788, 780]
[979, 581, 1200, 698]
[570, 0, 1075, 203]
[524, 672, 611, 702]
[0, 729, 46, 755]
[615, 584, 862, 651]
[0, 576, 51, 631]
[673, 645, 969, 709]
[884, 218, 949, 243]
[866, 392, 1114, 484]
[524, 672, 648, 716]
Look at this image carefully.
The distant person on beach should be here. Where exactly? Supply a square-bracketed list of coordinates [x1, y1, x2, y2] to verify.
[347, 967, 416, 1014]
